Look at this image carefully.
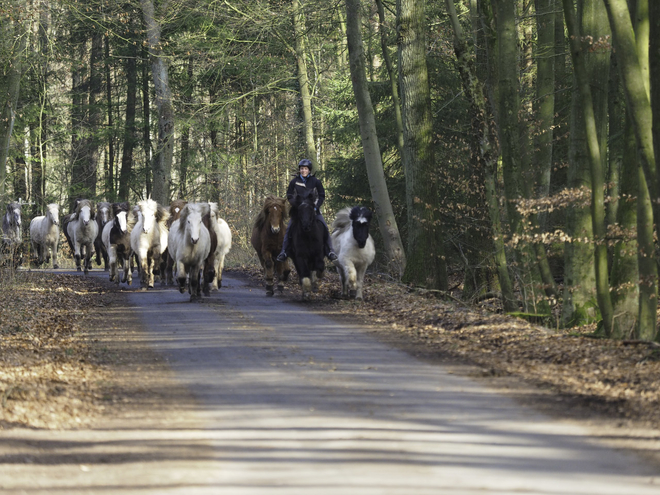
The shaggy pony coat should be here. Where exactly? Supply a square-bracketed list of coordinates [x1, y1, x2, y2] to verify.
[331, 206, 376, 299]
[66, 199, 98, 274]
[251, 196, 290, 296]
[130, 199, 169, 288]
[29, 203, 60, 269]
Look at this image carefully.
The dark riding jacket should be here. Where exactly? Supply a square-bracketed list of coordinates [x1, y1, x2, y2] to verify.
[286, 174, 325, 211]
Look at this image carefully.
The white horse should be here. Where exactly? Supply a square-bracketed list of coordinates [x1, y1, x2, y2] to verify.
[168, 203, 211, 301]
[131, 199, 169, 288]
[207, 202, 232, 291]
[66, 199, 98, 274]
[29, 203, 60, 269]
[331, 206, 376, 300]
[102, 202, 133, 285]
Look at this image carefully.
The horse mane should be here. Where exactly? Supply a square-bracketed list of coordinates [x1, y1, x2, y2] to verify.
[155, 202, 170, 225]
[75, 199, 95, 218]
[253, 196, 287, 230]
[331, 207, 352, 236]
[112, 202, 129, 216]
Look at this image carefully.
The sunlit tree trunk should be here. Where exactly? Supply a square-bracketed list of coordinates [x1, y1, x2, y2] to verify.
[562, 0, 614, 335]
[0, 19, 25, 200]
[346, 0, 406, 276]
[141, 0, 173, 204]
[398, 0, 447, 290]
[292, 0, 317, 169]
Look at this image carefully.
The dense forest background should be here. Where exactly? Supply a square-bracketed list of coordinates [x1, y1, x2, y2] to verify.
[1, 0, 660, 341]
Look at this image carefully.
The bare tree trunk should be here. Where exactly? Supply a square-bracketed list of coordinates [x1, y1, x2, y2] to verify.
[563, 0, 614, 336]
[398, 0, 447, 290]
[0, 19, 25, 200]
[119, 32, 138, 201]
[375, 0, 404, 158]
[292, 0, 317, 169]
[346, 0, 406, 276]
[105, 34, 114, 200]
[445, 0, 516, 311]
[141, 0, 173, 205]
[141, 46, 152, 199]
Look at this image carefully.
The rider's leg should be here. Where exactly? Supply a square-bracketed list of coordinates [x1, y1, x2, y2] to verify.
[317, 213, 337, 261]
[276, 219, 293, 262]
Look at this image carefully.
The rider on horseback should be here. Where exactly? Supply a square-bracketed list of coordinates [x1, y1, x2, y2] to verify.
[276, 158, 338, 263]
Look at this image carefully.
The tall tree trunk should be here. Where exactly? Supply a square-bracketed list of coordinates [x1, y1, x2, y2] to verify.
[70, 40, 87, 207]
[346, 0, 406, 277]
[562, 0, 614, 336]
[80, 31, 103, 198]
[375, 0, 405, 159]
[604, 0, 658, 340]
[532, 0, 558, 298]
[118, 34, 138, 201]
[141, 46, 152, 199]
[397, 0, 447, 290]
[0, 19, 25, 200]
[651, 0, 660, 341]
[445, 0, 517, 311]
[141, 0, 173, 205]
[105, 34, 114, 200]
[292, 0, 317, 169]
[179, 56, 194, 199]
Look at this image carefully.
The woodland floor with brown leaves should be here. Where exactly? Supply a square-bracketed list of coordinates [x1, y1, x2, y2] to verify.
[1, 265, 660, 443]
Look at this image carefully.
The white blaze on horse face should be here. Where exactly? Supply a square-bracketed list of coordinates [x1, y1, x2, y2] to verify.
[80, 205, 92, 225]
[99, 206, 110, 224]
[117, 211, 128, 233]
[141, 208, 156, 233]
[356, 216, 368, 224]
[48, 205, 59, 225]
[188, 210, 202, 244]
[13, 208, 21, 226]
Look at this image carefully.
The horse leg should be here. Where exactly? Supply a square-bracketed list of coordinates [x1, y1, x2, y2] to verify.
[263, 251, 275, 296]
[355, 262, 367, 300]
[108, 245, 117, 282]
[214, 252, 225, 290]
[275, 260, 286, 294]
[147, 255, 155, 288]
[336, 261, 349, 298]
[83, 245, 91, 275]
[176, 261, 187, 293]
[190, 266, 202, 302]
[52, 242, 59, 269]
[74, 242, 82, 272]
[345, 260, 358, 299]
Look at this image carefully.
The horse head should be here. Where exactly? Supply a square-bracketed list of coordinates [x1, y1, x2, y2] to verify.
[263, 197, 285, 234]
[46, 203, 59, 226]
[180, 203, 206, 245]
[350, 206, 372, 249]
[75, 200, 94, 226]
[293, 190, 318, 233]
[138, 199, 158, 233]
[116, 211, 128, 234]
[97, 202, 112, 226]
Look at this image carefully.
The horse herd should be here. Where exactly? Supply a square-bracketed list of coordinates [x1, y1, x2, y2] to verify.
[2, 192, 376, 301]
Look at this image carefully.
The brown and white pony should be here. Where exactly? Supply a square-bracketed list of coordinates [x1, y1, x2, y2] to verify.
[102, 202, 134, 285]
[94, 201, 114, 271]
[251, 196, 290, 296]
[130, 199, 169, 288]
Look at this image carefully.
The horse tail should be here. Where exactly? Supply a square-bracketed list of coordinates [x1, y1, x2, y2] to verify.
[331, 207, 352, 236]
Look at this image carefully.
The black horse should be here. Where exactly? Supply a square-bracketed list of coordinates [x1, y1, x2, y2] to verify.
[289, 189, 325, 300]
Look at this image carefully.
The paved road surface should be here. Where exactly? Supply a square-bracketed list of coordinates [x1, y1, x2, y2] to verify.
[2, 271, 659, 494]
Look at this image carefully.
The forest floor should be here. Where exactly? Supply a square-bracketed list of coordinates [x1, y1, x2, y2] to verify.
[1, 264, 660, 461]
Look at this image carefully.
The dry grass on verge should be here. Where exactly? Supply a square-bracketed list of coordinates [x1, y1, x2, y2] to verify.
[0, 270, 112, 429]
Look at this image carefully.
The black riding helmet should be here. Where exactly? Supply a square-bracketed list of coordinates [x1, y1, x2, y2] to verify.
[298, 158, 313, 171]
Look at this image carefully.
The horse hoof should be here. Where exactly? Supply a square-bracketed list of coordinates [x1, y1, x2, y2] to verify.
[53, 264, 59, 269]
[266, 290, 274, 297]
[349, 290, 357, 299]
[277, 285, 284, 294]
[76, 267, 82, 272]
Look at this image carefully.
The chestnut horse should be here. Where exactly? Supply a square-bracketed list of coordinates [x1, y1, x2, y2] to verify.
[251, 196, 290, 296]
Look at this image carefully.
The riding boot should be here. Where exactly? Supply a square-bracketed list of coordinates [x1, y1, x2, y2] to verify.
[276, 221, 292, 262]
[323, 223, 338, 262]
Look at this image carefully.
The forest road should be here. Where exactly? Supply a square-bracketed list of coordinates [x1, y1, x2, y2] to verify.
[2, 270, 660, 494]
